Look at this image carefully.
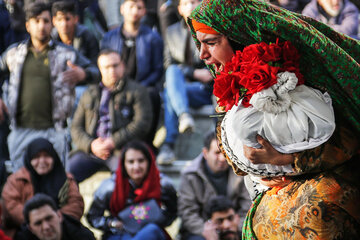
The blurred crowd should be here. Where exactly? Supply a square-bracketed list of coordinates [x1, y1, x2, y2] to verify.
[0, 0, 358, 239]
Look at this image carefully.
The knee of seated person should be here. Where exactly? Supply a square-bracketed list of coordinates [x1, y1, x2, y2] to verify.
[166, 65, 183, 82]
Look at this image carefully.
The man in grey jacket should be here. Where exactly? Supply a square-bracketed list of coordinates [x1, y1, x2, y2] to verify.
[302, 0, 359, 39]
[69, 49, 153, 182]
[178, 131, 251, 240]
[0, 2, 99, 171]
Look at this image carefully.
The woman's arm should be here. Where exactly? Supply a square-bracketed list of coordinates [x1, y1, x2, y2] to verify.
[59, 174, 84, 220]
[1, 171, 30, 226]
[243, 135, 294, 166]
[86, 177, 119, 232]
[244, 123, 360, 173]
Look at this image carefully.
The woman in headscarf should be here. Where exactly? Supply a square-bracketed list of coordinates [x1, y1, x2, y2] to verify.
[86, 140, 177, 240]
[187, 0, 360, 239]
[1, 138, 84, 234]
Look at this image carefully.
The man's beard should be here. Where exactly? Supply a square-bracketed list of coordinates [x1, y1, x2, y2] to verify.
[218, 230, 239, 240]
[36, 34, 51, 44]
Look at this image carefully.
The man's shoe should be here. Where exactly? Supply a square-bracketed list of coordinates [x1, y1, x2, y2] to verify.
[157, 144, 176, 165]
[178, 113, 195, 134]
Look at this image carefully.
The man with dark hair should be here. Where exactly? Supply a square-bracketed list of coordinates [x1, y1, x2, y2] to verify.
[52, 0, 100, 111]
[0, 1, 99, 171]
[68, 49, 153, 182]
[100, 0, 163, 149]
[203, 196, 240, 240]
[52, 1, 99, 64]
[178, 131, 251, 240]
[16, 193, 95, 240]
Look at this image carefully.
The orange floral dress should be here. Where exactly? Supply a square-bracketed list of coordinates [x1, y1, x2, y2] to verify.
[254, 172, 360, 239]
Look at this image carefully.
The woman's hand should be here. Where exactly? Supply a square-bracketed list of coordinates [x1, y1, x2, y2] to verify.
[108, 219, 123, 229]
[243, 135, 294, 165]
[259, 176, 292, 188]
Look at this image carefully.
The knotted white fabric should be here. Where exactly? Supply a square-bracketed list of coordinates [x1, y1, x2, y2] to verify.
[221, 72, 335, 177]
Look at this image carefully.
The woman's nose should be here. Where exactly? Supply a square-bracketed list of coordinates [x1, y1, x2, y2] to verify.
[199, 44, 210, 60]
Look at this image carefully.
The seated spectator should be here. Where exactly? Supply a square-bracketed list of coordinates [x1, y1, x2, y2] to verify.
[1, 138, 84, 236]
[158, 0, 181, 37]
[68, 50, 153, 183]
[0, 0, 25, 53]
[202, 196, 241, 240]
[157, 0, 214, 165]
[51, 0, 100, 112]
[1, 0, 29, 43]
[0, 2, 100, 171]
[86, 140, 177, 240]
[100, 0, 164, 149]
[178, 131, 251, 240]
[52, 1, 99, 63]
[302, 0, 359, 39]
[15, 193, 95, 240]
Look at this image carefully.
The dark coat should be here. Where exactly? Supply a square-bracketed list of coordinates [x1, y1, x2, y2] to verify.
[52, 24, 100, 64]
[14, 214, 95, 240]
[71, 79, 153, 153]
[100, 24, 163, 87]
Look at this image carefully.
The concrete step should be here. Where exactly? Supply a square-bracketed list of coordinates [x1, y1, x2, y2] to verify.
[157, 160, 191, 190]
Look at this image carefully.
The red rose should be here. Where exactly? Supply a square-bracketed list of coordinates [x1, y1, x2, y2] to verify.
[260, 42, 282, 62]
[242, 42, 282, 64]
[214, 71, 243, 111]
[240, 63, 278, 94]
[222, 50, 242, 73]
[233, 50, 243, 67]
[242, 44, 265, 63]
[213, 40, 302, 111]
[241, 94, 252, 108]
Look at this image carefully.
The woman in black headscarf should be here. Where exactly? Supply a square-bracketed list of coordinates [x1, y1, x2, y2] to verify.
[2, 138, 84, 233]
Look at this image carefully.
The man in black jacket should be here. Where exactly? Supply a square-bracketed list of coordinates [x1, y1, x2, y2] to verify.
[52, 1, 99, 64]
[15, 193, 95, 240]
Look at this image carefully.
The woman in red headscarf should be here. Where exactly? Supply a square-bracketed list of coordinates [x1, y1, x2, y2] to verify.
[87, 140, 177, 240]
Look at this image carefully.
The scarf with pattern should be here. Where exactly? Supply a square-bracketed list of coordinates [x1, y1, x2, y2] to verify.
[188, 0, 360, 135]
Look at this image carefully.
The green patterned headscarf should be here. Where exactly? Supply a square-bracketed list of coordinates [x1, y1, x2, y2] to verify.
[188, 0, 360, 135]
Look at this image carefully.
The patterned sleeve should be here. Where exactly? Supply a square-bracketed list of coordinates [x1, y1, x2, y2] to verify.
[292, 123, 359, 174]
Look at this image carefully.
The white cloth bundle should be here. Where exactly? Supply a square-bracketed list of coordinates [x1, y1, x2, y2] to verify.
[221, 72, 335, 177]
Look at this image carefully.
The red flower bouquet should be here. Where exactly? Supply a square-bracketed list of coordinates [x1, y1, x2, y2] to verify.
[213, 40, 304, 111]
